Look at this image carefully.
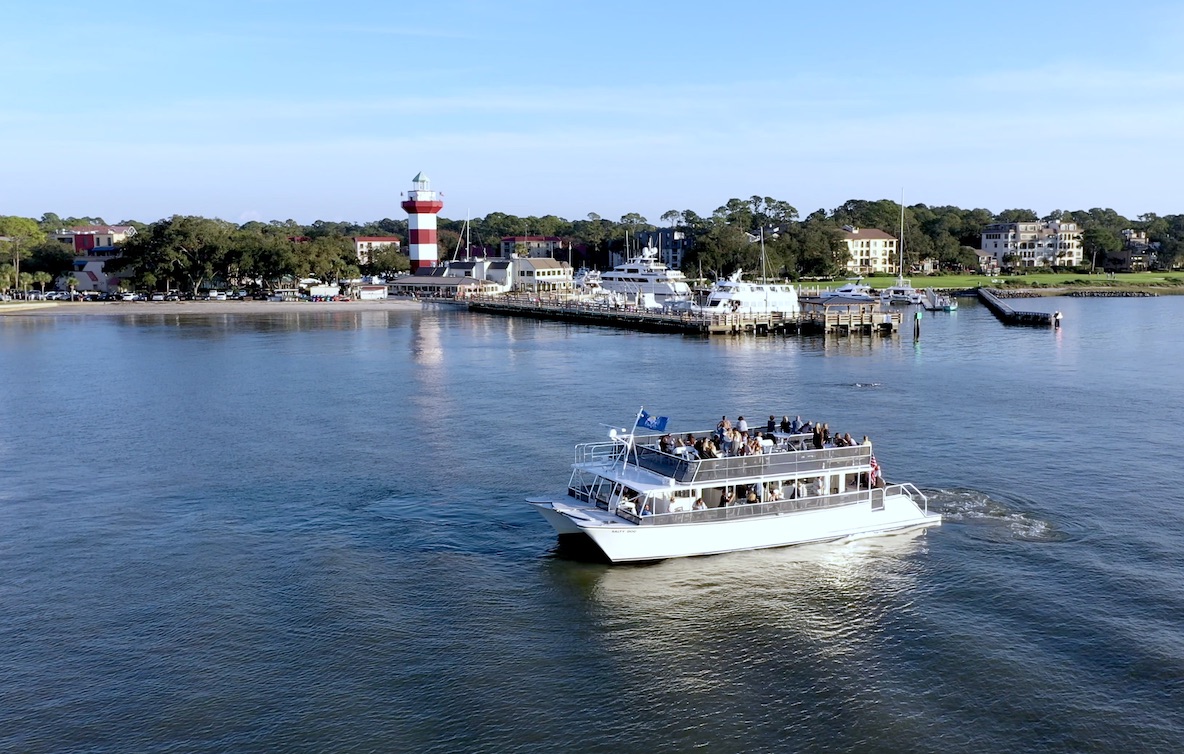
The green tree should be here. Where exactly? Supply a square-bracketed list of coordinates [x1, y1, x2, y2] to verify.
[0, 216, 44, 291]
[31, 271, 52, 293]
[118, 216, 234, 296]
[1083, 227, 1122, 271]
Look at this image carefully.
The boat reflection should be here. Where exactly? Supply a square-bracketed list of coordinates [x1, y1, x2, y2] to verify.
[544, 528, 936, 700]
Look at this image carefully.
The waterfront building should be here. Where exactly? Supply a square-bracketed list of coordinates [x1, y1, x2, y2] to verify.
[838, 226, 898, 276]
[400, 172, 444, 273]
[353, 236, 402, 265]
[981, 220, 1083, 268]
[513, 257, 574, 293]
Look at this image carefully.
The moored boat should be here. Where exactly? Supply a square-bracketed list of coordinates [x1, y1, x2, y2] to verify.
[529, 416, 941, 562]
[922, 288, 958, 312]
[599, 246, 692, 303]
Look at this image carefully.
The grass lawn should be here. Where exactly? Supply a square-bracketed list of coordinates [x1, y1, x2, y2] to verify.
[820, 272, 1184, 291]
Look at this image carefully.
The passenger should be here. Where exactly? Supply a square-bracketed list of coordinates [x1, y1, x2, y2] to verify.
[692, 498, 707, 510]
[822, 423, 831, 445]
[746, 490, 759, 504]
[843, 433, 855, 447]
[811, 425, 824, 450]
[737, 416, 748, 437]
[766, 415, 777, 434]
[813, 478, 826, 496]
[659, 434, 674, 453]
[780, 415, 791, 433]
[729, 429, 744, 456]
[862, 435, 872, 446]
[721, 488, 737, 507]
[640, 501, 653, 516]
[791, 415, 803, 433]
[769, 486, 784, 501]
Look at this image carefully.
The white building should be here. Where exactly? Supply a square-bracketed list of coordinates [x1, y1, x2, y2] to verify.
[353, 236, 402, 265]
[513, 258, 574, 293]
[981, 220, 1083, 268]
[837, 227, 898, 276]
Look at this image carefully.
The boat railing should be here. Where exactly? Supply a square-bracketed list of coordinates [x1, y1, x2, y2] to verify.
[885, 482, 929, 514]
[617, 488, 872, 526]
[624, 436, 869, 484]
[575, 433, 873, 484]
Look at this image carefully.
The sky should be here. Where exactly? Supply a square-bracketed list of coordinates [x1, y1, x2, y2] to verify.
[3, 0, 1183, 226]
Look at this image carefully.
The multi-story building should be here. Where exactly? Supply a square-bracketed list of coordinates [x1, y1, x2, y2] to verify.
[634, 228, 693, 271]
[981, 220, 1083, 268]
[500, 236, 563, 258]
[53, 225, 138, 292]
[837, 226, 898, 276]
[353, 236, 402, 265]
[55, 225, 137, 253]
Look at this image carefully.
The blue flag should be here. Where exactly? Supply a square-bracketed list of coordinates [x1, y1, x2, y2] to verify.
[636, 410, 669, 432]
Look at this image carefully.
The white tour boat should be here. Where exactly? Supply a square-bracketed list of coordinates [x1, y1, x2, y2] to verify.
[599, 246, 692, 303]
[529, 419, 941, 562]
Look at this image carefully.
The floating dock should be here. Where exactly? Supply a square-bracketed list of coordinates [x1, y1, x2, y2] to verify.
[977, 288, 1061, 327]
[465, 296, 902, 336]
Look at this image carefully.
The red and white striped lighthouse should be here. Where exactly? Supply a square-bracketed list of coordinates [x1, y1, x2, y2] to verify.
[401, 172, 444, 272]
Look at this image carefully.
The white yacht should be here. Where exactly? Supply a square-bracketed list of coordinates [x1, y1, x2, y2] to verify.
[529, 419, 941, 562]
[880, 280, 924, 305]
[599, 246, 692, 303]
[815, 278, 877, 303]
[699, 270, 801, 316]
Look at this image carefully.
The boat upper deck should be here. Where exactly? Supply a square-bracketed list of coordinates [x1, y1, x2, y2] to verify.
[575, 430, 873, 486]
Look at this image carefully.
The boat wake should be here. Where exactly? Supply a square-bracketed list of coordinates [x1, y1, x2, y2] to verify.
[926, 487, 1066, 543]
[849, 382, 883, 388]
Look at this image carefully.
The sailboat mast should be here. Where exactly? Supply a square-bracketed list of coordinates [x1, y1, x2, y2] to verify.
[898, 190, 906, 281]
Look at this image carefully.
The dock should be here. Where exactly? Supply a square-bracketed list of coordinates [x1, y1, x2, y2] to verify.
[464, 296, 902, 336]
[977, 288, 1061, 327]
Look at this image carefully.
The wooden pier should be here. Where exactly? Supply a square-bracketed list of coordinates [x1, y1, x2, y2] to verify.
[977, 288, 1061, 327]
[463, 296, 902, 336]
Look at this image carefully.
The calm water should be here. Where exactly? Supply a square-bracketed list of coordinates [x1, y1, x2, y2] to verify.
[2, 298, 1183, 753]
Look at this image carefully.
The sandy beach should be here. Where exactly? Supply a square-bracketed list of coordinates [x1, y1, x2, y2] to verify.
[0, 299, 426, 317]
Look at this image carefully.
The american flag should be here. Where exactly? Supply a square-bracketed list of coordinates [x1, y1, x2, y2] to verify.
[870, 454, 880, 484]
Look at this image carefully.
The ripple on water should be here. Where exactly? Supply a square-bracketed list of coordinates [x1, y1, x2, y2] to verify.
[926, 487, 1076, 544]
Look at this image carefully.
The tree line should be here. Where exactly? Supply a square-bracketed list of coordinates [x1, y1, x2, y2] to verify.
[3, 200, 1183, 295]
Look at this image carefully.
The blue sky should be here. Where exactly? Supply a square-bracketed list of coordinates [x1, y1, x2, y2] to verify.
[3, 0, 1182, 225]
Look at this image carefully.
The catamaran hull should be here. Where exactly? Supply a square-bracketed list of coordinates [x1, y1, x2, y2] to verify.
[535, 495, 939, 563]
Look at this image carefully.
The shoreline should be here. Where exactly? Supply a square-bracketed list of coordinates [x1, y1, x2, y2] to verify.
[0, 299, 426, 317]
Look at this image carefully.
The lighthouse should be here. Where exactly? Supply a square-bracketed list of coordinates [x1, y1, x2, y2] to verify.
[401, 172, 444, 272]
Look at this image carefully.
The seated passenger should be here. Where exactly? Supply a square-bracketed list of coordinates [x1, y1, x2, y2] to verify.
[692, 498, 707, 510]
[721, 488, 737, 506]
[769, 486, 784, 501]
[746, 490, 759, 504]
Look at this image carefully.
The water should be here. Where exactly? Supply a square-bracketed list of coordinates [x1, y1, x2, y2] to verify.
[2, 298, 1183, 753]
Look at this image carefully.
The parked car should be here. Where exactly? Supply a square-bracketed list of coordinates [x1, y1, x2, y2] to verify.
[150, 292, 166, 301]
[165, 292, 180, 301]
